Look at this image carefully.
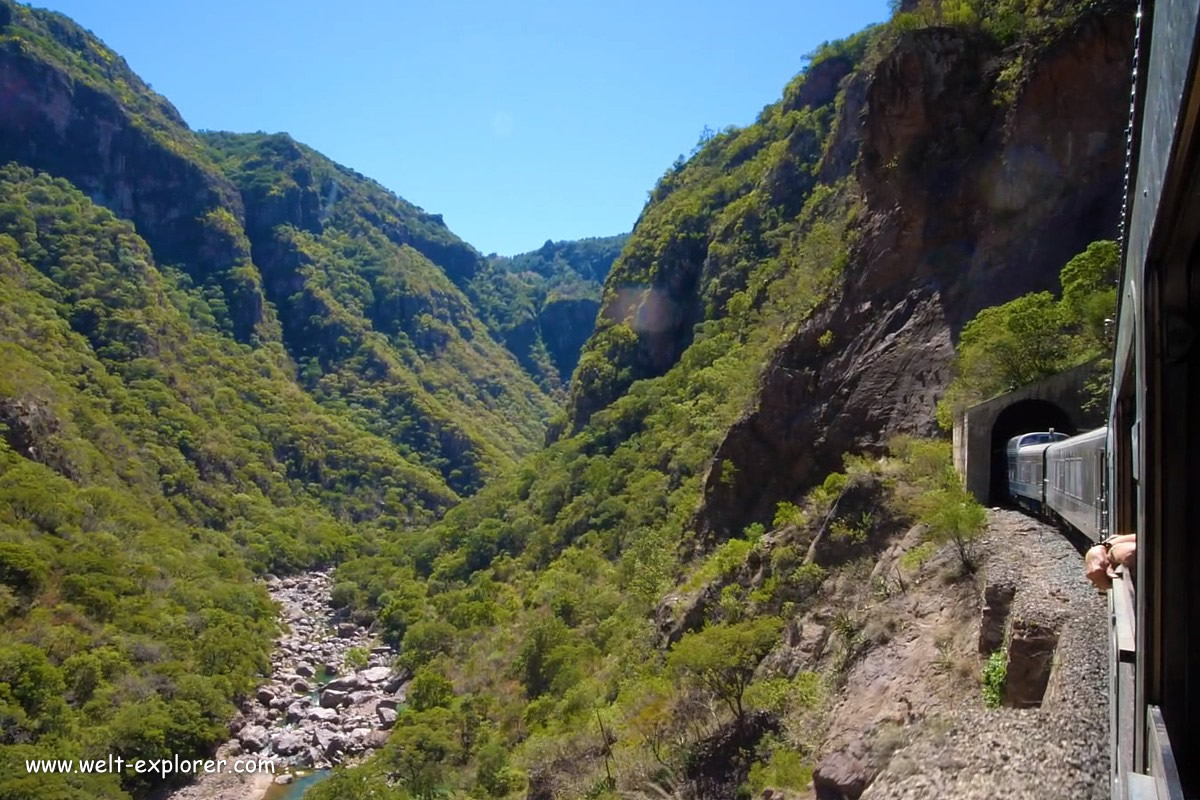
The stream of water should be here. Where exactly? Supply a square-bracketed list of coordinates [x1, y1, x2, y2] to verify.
[260, 770, 331, 800]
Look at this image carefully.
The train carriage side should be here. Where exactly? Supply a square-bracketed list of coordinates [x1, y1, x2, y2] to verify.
[1044, 427, 1109, 542]
[1006, 432, 1068, 510]
[1008, 441, 1051, 511]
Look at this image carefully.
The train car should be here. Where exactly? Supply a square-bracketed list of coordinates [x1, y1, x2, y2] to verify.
[1044, 427, 1108, 542]
[1005, 431, 1068, 509]
[1104, 0, 1200, 795]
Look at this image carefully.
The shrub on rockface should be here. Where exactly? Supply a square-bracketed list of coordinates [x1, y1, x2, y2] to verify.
[982, 648, 1008, 708]
[890, 436, 988, 572]
[887, 0, 1111, 47]
[938, 240, 1119, 427]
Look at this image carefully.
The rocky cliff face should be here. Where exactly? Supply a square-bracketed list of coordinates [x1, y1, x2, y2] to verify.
[0, 0, 568, 495]
[481, 235, 627, 391]
[538, 295, 603, 377]
[0, 6, 270, 341]
[699, 10, 1133, 537]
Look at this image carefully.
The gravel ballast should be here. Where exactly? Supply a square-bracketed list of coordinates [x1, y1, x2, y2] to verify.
[864, 509, 1111, 800]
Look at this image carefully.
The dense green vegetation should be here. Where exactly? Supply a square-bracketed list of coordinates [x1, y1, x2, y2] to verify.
[202, 132, 559, 494]
[314, 428, 985, 799]
[0, 0, 1120, 796]
[490, 236, 628, 287]
[981, 649, 1008, 708]
[939, 240, 1119, 424]
[476, 235, 628, 392]
[0, 167, 339, 798]
[2, 0, 569, 496]
[888, 0, 1106, 43]
[0, 5, 612, 794]
[668, 617, 784, 725]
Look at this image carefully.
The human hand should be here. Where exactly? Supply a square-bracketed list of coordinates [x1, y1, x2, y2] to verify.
[1085, 544, 1112, 591]
[1109, 540, 1136, 572]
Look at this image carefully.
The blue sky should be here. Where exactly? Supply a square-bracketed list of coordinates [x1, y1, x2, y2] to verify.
[36, 0, 889, 255]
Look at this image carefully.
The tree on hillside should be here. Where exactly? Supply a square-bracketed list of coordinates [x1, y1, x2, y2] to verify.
[938, 240, 1119, 427]
[891, 436, 988, 572]
[668, 618, 782, 727]
[382, 709, 459, 800]
[1060, 240, 1119, 344]
[956, 291, 1072, 393]
[408, 666, 454, 711]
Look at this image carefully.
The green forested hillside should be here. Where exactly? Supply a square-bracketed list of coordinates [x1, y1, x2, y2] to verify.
[311, 1, 1134, 797]
[0, 165, 413, 798]
[0, 0, 560, 497]
[202, 132, 559, 493]
[0, 1, 573, 794]
[476, 235, 628, 391]
[0, 0, 1135, 798]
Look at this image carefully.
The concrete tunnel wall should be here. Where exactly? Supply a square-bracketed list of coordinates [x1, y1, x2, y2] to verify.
[953, 360, 1107, 504]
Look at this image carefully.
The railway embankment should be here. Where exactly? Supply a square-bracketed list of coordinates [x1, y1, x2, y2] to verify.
[861, 509, 1109, 800]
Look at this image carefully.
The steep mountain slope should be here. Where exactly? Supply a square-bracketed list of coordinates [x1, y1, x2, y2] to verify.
[479, 235, 628, 392]
[202, 132, 557, 493]
[699, 5, 1133, 537]
[0, 4, 571, 797]
[0, 165, 406, 799]
[0, 0, 557, 496]
[561, 1, 1133, 537]
[320, 2, 1136, 798]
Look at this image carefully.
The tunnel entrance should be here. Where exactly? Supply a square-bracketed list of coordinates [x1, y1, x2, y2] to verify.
[989, 399, 1075, 504]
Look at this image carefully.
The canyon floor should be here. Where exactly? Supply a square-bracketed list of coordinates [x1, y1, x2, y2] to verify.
[162, 571, 404, 800]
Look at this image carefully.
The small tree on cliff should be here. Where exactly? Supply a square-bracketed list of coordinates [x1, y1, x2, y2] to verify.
[891, 437, 988, 573]
[668, 617, 782, 727]
[913, 485, 987, 573]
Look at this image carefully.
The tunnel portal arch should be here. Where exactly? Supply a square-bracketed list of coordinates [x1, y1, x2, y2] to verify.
[953, 360, 1105, 504]
[987, 399, 1075, 503]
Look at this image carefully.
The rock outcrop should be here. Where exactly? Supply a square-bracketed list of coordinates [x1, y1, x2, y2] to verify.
[978, 581, 1016, 654]
[1004, 620, 1059, 708]
[698, 8, 1135, 538]
[814, 738, 877, 800]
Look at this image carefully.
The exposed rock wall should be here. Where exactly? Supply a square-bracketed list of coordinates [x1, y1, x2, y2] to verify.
[0, 25, 265, 339]
[699, 8, 1134, 538]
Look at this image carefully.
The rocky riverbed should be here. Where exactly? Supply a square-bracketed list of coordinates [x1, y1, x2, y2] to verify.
[166, 570, 405, 800]
[231, 570, 406, 768]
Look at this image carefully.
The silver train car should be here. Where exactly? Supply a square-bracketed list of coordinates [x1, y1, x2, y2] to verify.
[1005, 431, 1068, 511]
[1005, 428, 1107, 542]
[1044, 427, 1108, 542]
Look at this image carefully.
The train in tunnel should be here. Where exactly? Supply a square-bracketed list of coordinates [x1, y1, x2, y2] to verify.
[1006, 427, 1108, 543]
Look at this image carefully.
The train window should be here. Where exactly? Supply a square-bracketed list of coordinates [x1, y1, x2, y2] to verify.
[1131, 419, 1140, 481]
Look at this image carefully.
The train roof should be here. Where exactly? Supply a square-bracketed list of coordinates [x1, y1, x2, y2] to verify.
[1006, 431, 1070, 451]
[1044, 426, 1108, 454]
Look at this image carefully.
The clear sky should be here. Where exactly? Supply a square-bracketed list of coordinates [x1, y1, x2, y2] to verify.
[34, 0, 889, 256]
